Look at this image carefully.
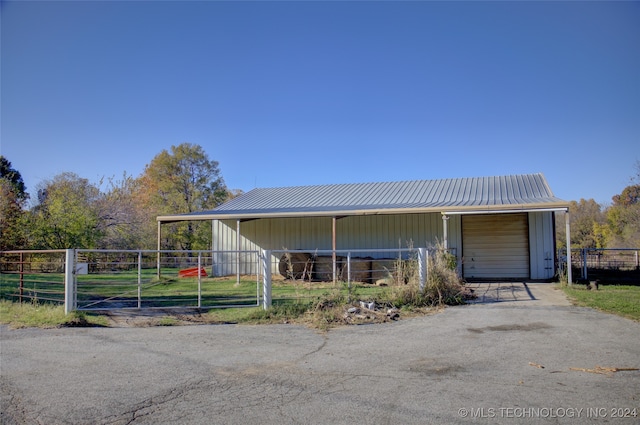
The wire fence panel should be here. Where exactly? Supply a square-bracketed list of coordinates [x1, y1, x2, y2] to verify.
[560, 248, 640, 283]
[2, 247, 432, 312]
[75, 250, 262, 310]
[268, 248, 426, 306]
[0, 250, 67, 305]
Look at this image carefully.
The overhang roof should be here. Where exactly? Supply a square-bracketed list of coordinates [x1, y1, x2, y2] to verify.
[157, 173, 569, 222]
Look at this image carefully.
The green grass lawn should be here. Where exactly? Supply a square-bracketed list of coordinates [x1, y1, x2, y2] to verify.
[562, 284, 640, 321]
[0, 268, 392, 328]
[1, 268, 389, 308]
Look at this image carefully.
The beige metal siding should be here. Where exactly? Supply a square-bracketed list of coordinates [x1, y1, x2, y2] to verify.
[528, 211, 555, 279]
[212, 213, 462, 276]
[462, 213, 530, 279]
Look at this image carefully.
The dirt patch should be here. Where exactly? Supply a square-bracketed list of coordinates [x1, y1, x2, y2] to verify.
[99, 309, 214, 328]
[467, 322, 552, 334]
[59, 316, 106, 328]
[406, 358, 466, 376]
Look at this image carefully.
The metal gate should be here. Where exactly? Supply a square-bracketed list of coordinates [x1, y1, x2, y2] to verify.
[0, 249, 263, 311]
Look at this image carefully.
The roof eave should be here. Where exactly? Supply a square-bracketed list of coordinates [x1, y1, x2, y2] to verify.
[157, 201, 570, 222]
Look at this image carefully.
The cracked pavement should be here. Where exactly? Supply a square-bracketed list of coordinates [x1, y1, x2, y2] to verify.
[1, 283, 639, 424]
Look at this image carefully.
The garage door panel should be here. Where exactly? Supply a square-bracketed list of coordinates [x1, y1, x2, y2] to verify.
[462, 213, 529, 279]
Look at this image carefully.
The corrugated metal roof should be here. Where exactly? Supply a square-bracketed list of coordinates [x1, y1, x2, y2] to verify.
[158, 173, 569, 222]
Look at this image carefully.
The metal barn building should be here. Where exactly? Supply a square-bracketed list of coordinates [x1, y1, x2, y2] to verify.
[157, 173, 571, 281]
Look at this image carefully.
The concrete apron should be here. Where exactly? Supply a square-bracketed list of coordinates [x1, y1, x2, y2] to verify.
[465, 282, 572, 306]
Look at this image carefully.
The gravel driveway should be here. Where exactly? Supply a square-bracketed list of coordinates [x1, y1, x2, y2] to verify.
[1, 283, 639, 424]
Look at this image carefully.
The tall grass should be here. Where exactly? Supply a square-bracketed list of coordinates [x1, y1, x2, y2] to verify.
[0, 300, 108, 329]
[383, 242, 464, 308]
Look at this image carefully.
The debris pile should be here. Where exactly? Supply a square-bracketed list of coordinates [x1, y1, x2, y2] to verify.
[341, 301, 401, 324]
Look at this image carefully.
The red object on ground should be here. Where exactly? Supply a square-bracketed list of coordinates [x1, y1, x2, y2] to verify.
[178, 267, 208, 278]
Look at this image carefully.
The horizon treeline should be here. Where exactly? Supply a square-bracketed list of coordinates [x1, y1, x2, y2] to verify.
[1, 143, 242, 251]
[1, 149, 639, 251]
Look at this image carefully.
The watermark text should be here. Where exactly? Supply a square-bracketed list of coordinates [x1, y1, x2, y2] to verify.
[457, 407, 637, 419]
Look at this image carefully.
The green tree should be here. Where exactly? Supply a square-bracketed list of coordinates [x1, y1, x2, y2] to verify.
[558, 199, 606, 249]
[138, 143, 228, 250]
[605, 184, 640, 248]
[25, 173, 103, 249]
[0, 156, 28, 201]
[97, 173, 152, 249]
[0, 157, 28, 250]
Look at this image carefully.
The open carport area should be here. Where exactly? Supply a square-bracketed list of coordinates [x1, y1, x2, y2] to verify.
[1, 283, 638, 425]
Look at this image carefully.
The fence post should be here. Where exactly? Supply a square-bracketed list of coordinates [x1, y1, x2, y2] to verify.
[64, 249, 76, 315]
[346, 251, 352, 300]
[262, 250, 272, 310]
[418, 248, 427, 292]
[197, 252, 202, 308]
[581, 248, 588, 280]
[137, 251, 142, 309]
[19, 252, 24, 303]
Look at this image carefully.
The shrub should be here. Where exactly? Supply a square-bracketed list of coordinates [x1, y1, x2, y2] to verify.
[425, 245, 464, 305]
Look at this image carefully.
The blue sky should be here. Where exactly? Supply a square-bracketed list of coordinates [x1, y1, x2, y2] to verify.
[2, 1, 638, 206]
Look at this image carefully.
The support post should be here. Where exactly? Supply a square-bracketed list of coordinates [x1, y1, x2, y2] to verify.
[137, 250, 142, 309]
[346, 251, 351, 301]
[442, 214, 449, 250]
[64, 249, 76, 315]
[418, 247, 427, 292]
[197, 252, 202, 308]
[157, 221, 162, 279]
[332, 216, 337, 284]
[565, 211, 572, 285]
[19, 252, 24, 302]
[211, 219, 216, 276]
[236, 219, 241, 285]
[262, 250, 272, 309]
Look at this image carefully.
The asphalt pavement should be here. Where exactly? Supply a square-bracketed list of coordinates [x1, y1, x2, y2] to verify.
[1, 283, 639, 424]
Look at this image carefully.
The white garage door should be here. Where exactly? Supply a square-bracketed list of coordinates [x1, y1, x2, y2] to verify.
[462, 213, 530, 279]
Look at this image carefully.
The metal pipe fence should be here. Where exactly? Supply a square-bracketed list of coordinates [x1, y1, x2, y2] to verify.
[559, 248, 640, 283]
[0, 250, 67, 305]
[264, 248, 428, 309]
[1, 247, 431, 313]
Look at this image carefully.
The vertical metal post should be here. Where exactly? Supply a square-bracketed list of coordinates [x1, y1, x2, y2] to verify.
[262, 250, 272, 309]
[236, 219, 241, 285]
[137, 251, 142, 309]
[582, 248, 588, 280]
[64, 249, 76, 315]
[19, 252, 24, 303]
[332, 216, 337, 284]
[442, 214, 449, 250]
[157, 221, 162, 279]
[211, 219, 216, 276]
[418, 248, 427, 292]
[346, 251, 351, 301]
[565, 211, 572, 285]
[197, 252, 202, 308]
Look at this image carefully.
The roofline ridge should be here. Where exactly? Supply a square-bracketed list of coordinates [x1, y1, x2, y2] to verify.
[250, 173, 547, 191]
